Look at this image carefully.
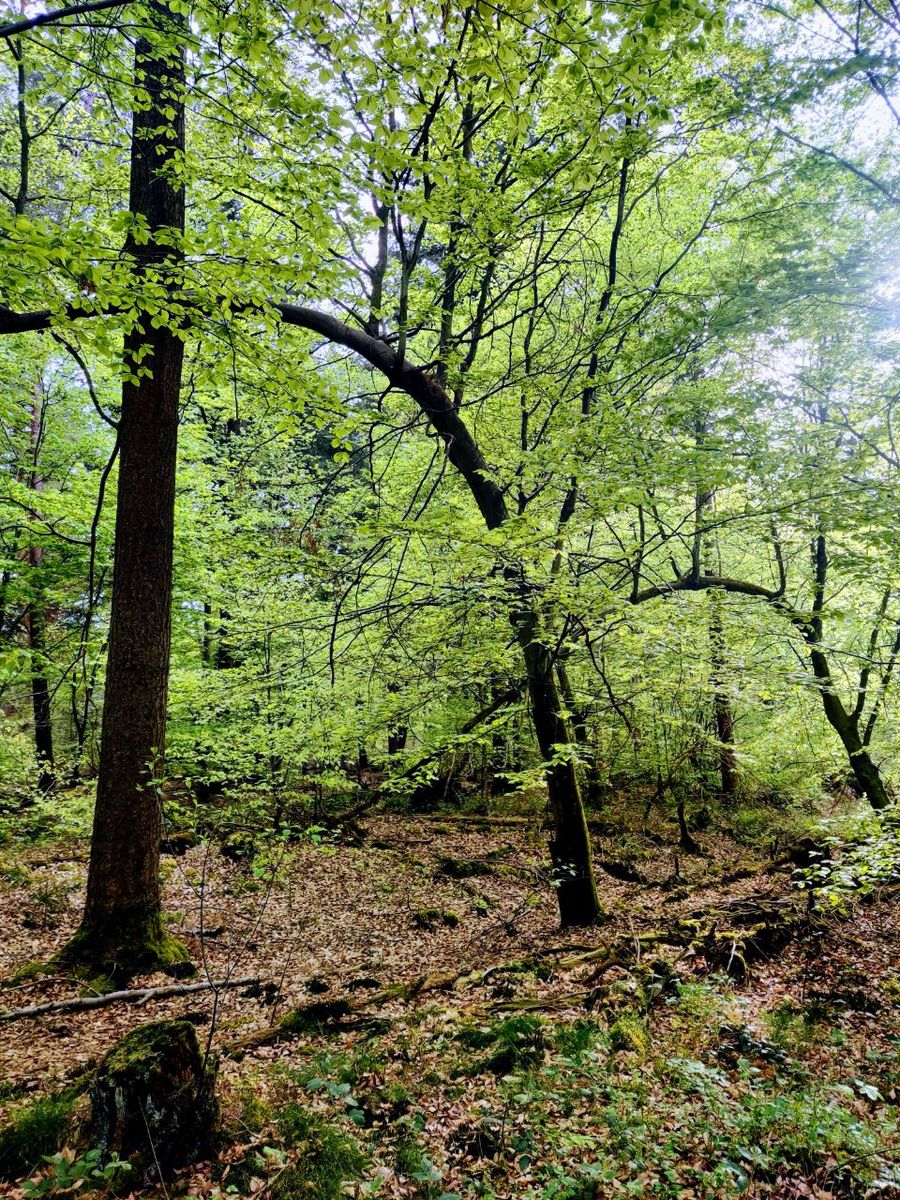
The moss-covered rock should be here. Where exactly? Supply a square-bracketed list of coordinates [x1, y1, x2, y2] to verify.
[413, 907, 460, 930]
[88, 1019, 218, 1174]
[161, 830, 198, 855]
[279, 998, 353, 1034]
[436, 856, 493, 879]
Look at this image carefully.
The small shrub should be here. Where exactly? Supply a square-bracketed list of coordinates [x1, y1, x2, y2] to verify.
[272, 1107, 365, 1200]
[0, 1092, 80, 1181]
[459, 1015, 545, 1075]
[22, 1148, 130, 1197]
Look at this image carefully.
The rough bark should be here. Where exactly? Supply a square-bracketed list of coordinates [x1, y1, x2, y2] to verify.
[89, 1020, 217, 1173]
[61, 2, 189, 981]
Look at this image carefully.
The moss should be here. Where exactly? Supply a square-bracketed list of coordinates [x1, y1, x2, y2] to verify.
[609, 1013, 650, 1057]
[554, 1018, 603, 1059]
[394, 1126, 442, 1192]
[279, 998, 352, 1035]
[6, 959, 46, 984]
[457, 1016, 546, 1075]
[0, 1088, 83, 1181]
[236, 1082, 272, 1134]
[436, 856, 493, 879]
[53, 909, 193, 989]
[272, 1107, 365, 1200]
[90, 1019, 218, 1172]
[102, 1018, 194, 1074]
[413, 908, 460, 930]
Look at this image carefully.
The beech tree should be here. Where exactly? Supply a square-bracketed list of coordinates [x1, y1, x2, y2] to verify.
[0, 0, 897, 976]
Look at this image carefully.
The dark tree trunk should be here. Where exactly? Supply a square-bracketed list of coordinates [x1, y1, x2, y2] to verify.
[61, 3, 189, 981]
[556, 660, 604, 807]
[805, 536, 891, 811]
[272, 304, 603, 926]
[386, 682, 407, 754]
[24, 566, 54, 793]
[819, 688, 890, 810]
[21, 409, 54, 791]
[518, 627, 602, 926]
[709, 593, 738, 797]
[388, 727, 408, 755]
[216, 609, 238, 669]
[201, 601, 213, 667]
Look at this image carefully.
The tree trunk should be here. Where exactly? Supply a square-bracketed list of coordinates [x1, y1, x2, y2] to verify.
[388, 726, 408, 755]
[808, 642, 891, 810]
[709, 592, 738, 797]
[60, 3, 189, 981]
[519, 630, 602, 926]
[25, 405, 54, 792]
[23, 566, 54, 793]
[829, 706, 890, 810]
[272, 305, 604, 925]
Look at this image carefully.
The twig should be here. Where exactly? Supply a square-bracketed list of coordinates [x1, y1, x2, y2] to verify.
[0, 976, 260, 1022]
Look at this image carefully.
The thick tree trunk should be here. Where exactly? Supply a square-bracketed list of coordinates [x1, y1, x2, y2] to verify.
[61, 3, 189, 981]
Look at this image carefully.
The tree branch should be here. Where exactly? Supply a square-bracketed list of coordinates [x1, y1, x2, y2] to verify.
[0, 975, 260, 1022]
[0, 0, 132, 38]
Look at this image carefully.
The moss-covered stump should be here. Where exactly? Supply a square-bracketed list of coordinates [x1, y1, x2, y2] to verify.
[88, 1019, 218, 1174]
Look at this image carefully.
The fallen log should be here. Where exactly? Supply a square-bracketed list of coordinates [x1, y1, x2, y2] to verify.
[0, 976, 260, 1022]
[224, 969, 466, 1057]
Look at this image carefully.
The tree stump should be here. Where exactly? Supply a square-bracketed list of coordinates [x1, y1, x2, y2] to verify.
[89, 1019, 217, 1174]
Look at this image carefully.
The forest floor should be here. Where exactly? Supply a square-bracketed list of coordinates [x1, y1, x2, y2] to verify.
[0, 807, 898, 1199]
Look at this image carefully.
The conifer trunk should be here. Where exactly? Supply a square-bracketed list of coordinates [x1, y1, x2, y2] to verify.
[63, 3, 188, 980]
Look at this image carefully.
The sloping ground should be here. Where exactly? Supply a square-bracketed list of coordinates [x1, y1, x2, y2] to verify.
[0, 815, 898, 1199]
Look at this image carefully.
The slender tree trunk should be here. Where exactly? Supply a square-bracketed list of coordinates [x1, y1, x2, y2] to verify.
[201, 601, 213, 667]
[216, 609, 238, 669]
[517, 620, 602, 926]
[386, 682, 407, 754]
[814, 671, 890, 809]
[805, 534, 891, 810]
[556, 659, 605, 807]
[274, 305, 604, 925]
[23, 559, 54, 792]
[708, 592, 738, 797]
[61, 3, 189, 981]
[388, 727, 408, 755]
[24, 403, 54, 791]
